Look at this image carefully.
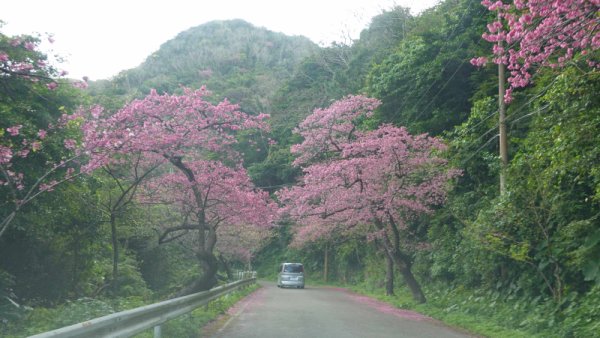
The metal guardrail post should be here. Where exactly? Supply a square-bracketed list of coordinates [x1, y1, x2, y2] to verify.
[153, 325, 161, 338]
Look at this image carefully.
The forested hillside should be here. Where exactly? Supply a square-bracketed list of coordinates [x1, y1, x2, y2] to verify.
[2, 1, 599, 337]
[88, 19, 318, 114]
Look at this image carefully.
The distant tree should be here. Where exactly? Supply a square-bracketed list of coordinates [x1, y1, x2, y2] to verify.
[278, 96, 460, 303]
[83, 87, 277, 293]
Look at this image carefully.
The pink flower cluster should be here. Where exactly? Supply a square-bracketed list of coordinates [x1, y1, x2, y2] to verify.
[82, 87, 271, 172]
[473, 0, 600, 102]
[1, 31, 88, 91]
[1, 119, 80, 197]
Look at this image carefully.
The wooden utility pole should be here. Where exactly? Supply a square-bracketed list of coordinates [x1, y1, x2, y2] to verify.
[498, 36, 508, 194]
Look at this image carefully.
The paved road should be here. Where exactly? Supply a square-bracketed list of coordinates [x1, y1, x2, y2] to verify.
[208, 281, 476, 338]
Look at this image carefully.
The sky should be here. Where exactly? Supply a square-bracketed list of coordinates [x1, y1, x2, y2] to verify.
[1, 0, 440, 81]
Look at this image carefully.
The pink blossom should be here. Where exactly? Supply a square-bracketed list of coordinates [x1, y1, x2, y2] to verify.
[476, 0, 599, 102]
[0, 146, 13, 164]
[7, 125, 22, 136]
[46, 82, 58, 90]
[64, 139, 77, 150]
[23, 42, 35, 51]
[39, 180, 58, 192]
[470, 56, 488, 67]
[37, 129, 47, 139]
[72, 80, 88, 89]
[0, 53, 9, 62]
[17, 149, 30, 158]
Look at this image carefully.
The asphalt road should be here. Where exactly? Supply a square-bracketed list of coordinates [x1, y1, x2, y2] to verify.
[208, 281, 476, 338]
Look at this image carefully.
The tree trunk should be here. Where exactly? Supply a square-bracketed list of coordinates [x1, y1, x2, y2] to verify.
[323, 244, 329, 283]
[381, 215, 427, 303]
[175, 250, 218, 297]
[385, 251, 394, 296]
[167, 157, 220, 296]
[110, 213, 119, 293]
[392, 254, 426, 303]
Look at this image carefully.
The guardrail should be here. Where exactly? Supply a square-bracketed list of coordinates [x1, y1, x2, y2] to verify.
[29, 275, 256, 338]
[234, 270, 257, 280]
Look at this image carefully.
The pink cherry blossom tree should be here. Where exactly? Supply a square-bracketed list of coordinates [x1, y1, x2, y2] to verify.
[472, 0, 599, 102]
[278, 95, 460, 303]
[1, 26, 87, 89]
[83, 88, 276, 293]
[1, 114, 84, 239]
[1, 28, 89, 238]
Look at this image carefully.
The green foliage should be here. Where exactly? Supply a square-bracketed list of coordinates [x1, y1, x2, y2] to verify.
[4, 293, 151, 337]
[0, 270, 25, 335]
[17, 298, 115, 336]
[0, 180, 106, 303]
[139, 242, 201, 297]
[253, 222, 295, 279]
[456, 68, 600, 300]
[366, 0, 489, 135]
[560, 284, 600, 337]
[247, 145, 301, 193]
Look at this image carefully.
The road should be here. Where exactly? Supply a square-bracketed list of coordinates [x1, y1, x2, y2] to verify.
[207, 281, 476, 338]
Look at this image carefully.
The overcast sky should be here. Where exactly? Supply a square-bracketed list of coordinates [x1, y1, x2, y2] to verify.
[1, 0, 440, 80]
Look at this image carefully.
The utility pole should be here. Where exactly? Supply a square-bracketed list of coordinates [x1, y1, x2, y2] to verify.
[498, 27, 508, 195]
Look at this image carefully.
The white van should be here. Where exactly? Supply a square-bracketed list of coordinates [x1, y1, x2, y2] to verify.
[277, 263, 305, 289]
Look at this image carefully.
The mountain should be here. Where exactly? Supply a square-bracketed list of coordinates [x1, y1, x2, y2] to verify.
[89, 19, 319, 115]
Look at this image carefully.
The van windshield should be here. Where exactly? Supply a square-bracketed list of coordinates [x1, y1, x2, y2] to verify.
[283, 264, 303, 273]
